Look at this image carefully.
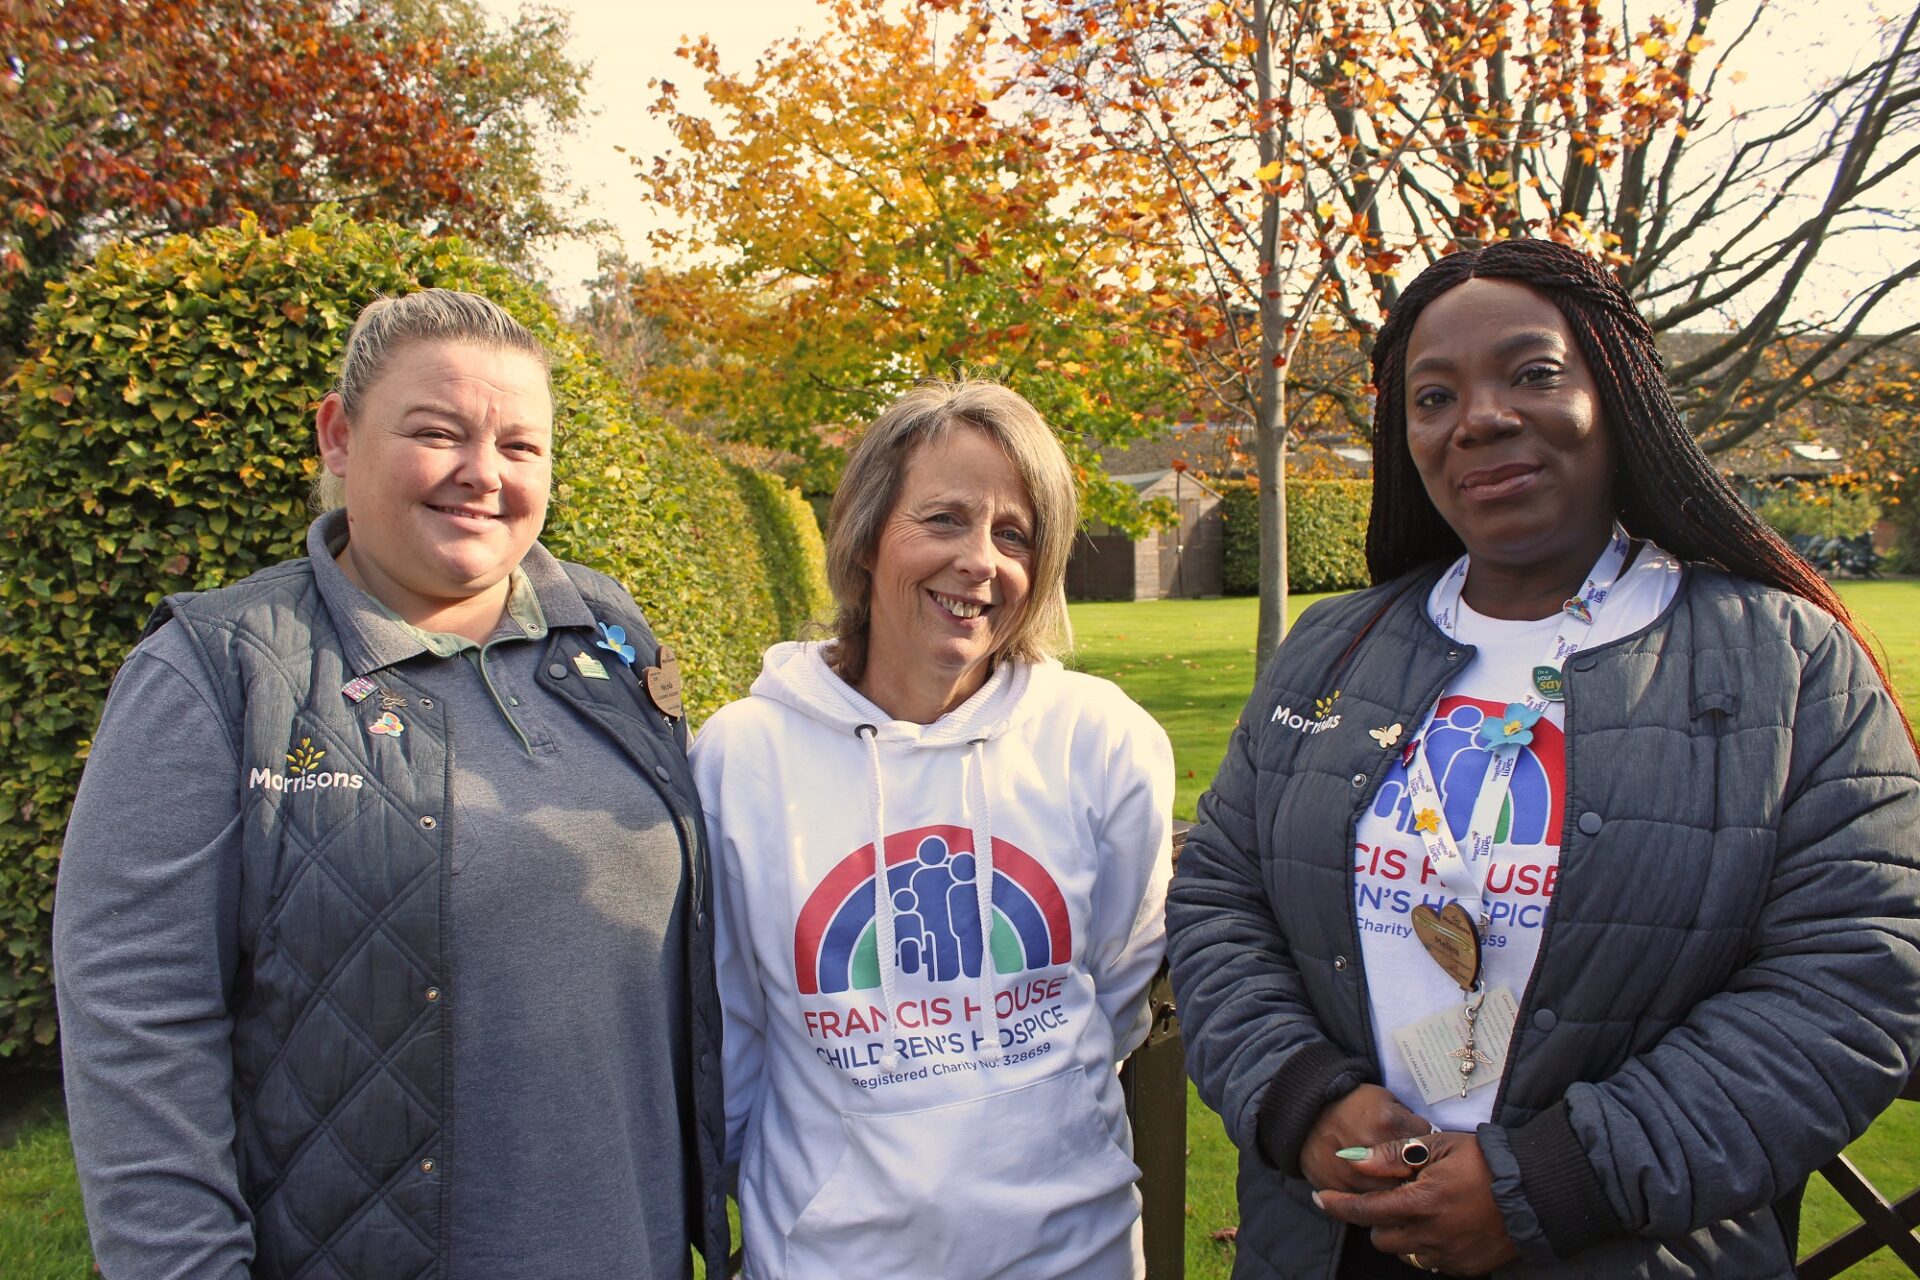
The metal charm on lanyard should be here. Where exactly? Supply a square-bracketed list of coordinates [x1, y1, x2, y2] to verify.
[1403, 523, 1634, 1094]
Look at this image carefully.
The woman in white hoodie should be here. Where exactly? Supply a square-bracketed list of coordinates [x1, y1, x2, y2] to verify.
[690, 379, 1176, 1279]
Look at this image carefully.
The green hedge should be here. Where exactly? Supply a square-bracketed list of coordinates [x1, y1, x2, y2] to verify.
[0, 211, 829, 1058]
[1220, 478, 1372, 594]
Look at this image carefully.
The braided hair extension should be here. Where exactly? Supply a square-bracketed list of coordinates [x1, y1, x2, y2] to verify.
[1365, 238, 1913, 751]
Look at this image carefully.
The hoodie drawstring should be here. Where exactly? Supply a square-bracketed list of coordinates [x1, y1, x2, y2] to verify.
[857, 725, 907, 1071]
[967, 737, 1002, 1062]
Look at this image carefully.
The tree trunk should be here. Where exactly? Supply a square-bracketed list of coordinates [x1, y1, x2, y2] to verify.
[1253, 1, 1289, 670]
[1255, 374, 1289, 667]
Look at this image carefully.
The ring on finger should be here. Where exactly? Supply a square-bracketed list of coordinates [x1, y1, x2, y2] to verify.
[1400, 1123, 1443, 1169]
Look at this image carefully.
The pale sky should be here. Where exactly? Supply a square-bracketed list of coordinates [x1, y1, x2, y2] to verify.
[484, 0, 1916, 329]
[477, 0, 838, 300]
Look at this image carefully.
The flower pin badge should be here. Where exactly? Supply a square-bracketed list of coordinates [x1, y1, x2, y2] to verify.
[595, 623, 637, 666]
[1475, 702, 1543, 754]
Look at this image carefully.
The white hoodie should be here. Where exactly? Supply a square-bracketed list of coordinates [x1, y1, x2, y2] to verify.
[690, 641, 1174, 1280]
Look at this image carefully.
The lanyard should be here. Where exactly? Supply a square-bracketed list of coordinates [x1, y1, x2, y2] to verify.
[1403, 523, 1634, 940]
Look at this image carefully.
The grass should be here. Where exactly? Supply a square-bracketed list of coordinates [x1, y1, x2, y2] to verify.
[0, 1075, 90, 1279]
[1066, 580, 1920, 1280]
[3, 580, 1916, 1278]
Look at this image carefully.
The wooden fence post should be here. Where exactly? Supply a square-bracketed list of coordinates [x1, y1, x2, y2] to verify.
[1122, 822, 1190, 1279]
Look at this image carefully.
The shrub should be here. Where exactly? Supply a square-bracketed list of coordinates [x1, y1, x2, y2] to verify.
[1220, 478, 1372, 594]
[1755, 486, 1883, 541]
[0, 211, 829, 1058]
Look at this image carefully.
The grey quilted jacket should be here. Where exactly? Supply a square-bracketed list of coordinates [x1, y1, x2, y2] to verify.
[134, 546, 728, 1278]
[1167, 564, 1920, 1278]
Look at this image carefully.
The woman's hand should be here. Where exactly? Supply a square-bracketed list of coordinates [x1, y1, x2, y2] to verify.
[1312, 1130, 1520, 1275]
[1300, 1084, 1436, 1194]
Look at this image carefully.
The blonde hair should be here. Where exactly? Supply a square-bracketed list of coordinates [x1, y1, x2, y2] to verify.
[825, 379, 1077, 683]
[311, 289, 549, 510]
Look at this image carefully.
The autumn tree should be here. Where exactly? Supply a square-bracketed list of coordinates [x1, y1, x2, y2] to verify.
[989, 0, 1917, 659]
[0, 0, 590, 359]
[1833, 339, 1920, 564]
[1280, 0, 1920, 453]
[629, 0, 1194, 526]
[990, 0, 1528, 660]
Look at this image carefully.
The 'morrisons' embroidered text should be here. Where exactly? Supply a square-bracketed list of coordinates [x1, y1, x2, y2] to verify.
[248, 767, 364, 793]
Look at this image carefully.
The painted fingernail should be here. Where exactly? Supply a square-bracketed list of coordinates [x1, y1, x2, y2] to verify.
[1311, 1191, 1325, 1209]
[1336, 1147, 1371, 1160]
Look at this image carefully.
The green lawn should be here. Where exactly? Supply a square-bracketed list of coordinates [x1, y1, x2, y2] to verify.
[3, 580, 1916, 1278]
[1067, 580, 1920, 1280]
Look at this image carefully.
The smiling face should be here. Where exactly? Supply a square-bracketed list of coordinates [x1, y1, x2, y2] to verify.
[315, 340, 553, 630]
[858, 424, 1036, 722]
[1402, 277, 1618, 590]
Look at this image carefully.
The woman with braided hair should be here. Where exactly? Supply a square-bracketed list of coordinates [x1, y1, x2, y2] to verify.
[1168, 239, 1920, 1277]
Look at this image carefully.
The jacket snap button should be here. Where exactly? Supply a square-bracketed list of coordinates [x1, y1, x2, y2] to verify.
[1333, 955, 1347, 971]
[1577, 811, 1603, 836]
[548, 662, 568, 679]
[419, 1158, 436, 1174]
[1533, 1008, 1558, 1032]
[419, 815, 437, 831]
[1446, 649, 1462, 661]
[1350, 773, 1367, 788]
[419, 697, 434, 709]
[425, 986, 441, 1002]
[654, 765, 670, 782]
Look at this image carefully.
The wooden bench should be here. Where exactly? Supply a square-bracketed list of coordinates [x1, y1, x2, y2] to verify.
[1797, 1067, 1920, 1278]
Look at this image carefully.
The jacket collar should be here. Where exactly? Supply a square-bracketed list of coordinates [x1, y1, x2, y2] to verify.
[306, 508, 597, 678]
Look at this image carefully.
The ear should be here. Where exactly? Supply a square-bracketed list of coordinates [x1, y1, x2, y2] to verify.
[315, 393, 352, 478]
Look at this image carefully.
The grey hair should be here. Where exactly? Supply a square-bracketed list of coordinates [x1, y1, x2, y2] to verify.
[312, 288, 550, 510]
[825, 378, 1077, 683]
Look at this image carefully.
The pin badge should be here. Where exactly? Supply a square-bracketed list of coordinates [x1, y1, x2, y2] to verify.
[1532, 665, 1566, 701]
[368, 711, 405, 737]
[342, 676, 379, 704]
[1475, 701, 1543, 753]
[1562, 596, 1594, 624]
[595, 623, 637, 666]
[644, 645, 685, 720]
[574, 651, 611, 680]
[378, 689, 408, 711]
[1369, 722, 1403, 749]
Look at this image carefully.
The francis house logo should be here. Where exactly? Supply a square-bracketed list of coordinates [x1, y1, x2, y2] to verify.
[794, 825, 1071, 997]
[249, 735, 364, 795]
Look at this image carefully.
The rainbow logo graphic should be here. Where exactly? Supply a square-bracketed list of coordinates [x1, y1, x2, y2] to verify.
[793, 824, 1072, 996]
[1371, 696, 1566, 846]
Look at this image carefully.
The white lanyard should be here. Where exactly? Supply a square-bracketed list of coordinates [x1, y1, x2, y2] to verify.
[1402, 523, 1634, 931]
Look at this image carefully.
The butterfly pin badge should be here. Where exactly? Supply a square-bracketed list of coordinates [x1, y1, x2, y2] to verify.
[1369, 722, 1404, 750]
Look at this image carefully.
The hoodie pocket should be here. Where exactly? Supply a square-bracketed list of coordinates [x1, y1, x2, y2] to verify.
[782, 1064, 1140, 1279]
